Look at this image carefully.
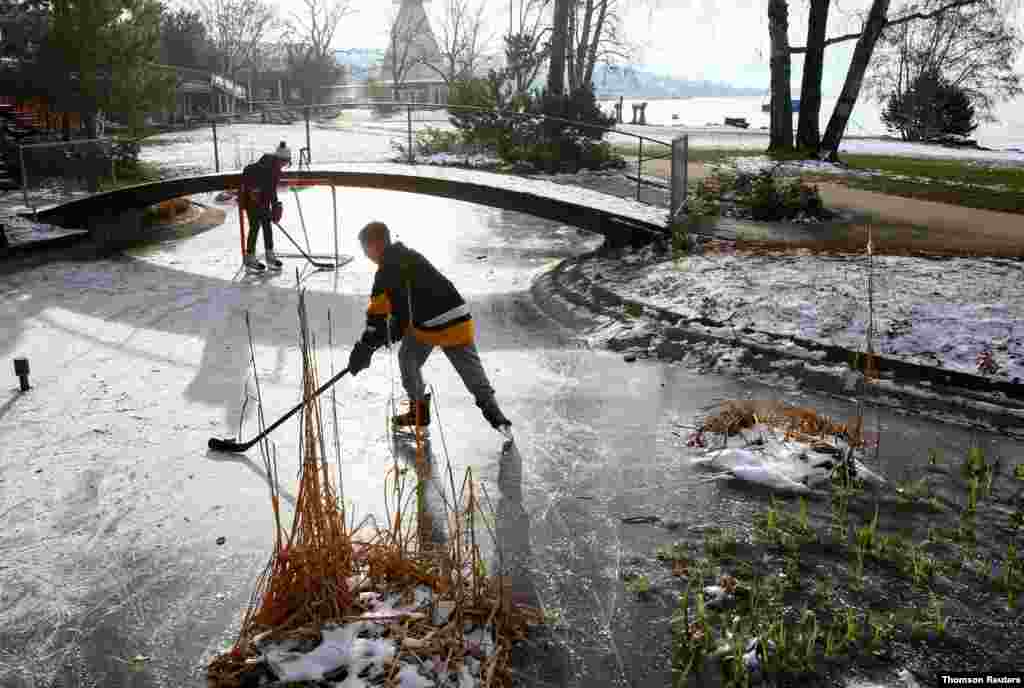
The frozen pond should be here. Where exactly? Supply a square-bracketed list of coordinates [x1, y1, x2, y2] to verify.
[2, 186, 1022, 686]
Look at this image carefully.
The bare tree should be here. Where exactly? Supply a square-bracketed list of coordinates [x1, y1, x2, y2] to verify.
[414, 0, 491, 85]
[195, 0, 279, 81]
[284, 0, 353, 104]
[505, 0, 552, 97]
[866, 0, 1022, 118]
[774, 0, 1014, 157]
[565, 0, 636, 93]
[383, 2, 434, 101]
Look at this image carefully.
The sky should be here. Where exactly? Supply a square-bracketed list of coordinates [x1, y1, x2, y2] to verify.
[256, 0, 1022, 98]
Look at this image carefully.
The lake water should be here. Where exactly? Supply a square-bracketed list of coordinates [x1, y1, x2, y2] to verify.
[600, 95, 1024, 152]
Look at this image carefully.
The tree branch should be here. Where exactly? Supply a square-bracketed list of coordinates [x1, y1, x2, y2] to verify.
[791, 0, 981, 54]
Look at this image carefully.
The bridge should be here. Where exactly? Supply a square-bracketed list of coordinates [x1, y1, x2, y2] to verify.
[35, 163, 672, 252]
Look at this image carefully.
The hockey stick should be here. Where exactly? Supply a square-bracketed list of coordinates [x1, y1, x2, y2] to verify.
[273, 221, 341, 270]
[208, 367, 351, 453]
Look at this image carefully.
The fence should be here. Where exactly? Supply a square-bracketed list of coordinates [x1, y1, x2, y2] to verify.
[200, 101, 689, 219]
[17, 138, 115, 217]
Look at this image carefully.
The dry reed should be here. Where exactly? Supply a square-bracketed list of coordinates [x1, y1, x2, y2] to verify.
[207, 289, 541, 688]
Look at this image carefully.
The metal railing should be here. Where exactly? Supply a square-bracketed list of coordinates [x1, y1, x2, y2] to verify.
[196, 100, 684, 210]
[17, 137, 116, 217]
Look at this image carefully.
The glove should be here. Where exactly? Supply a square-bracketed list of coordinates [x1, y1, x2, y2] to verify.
[347, 342, 373, 376]
[271, 202, 283, 223]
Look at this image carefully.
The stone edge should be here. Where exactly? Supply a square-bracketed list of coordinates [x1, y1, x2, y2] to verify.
[531, 251, 1024, 440]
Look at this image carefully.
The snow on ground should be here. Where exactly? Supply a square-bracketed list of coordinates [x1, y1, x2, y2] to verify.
[689, 423, 885, 495]
[580, 246, 1024, 384]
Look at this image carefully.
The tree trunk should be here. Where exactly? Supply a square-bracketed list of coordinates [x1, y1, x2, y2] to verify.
[820, 0, 891, 160]
[547, 0, 570, 97]
[796, 0, 830, 151]
[768, 0, 794, 151]
[583, 0, 609, 89]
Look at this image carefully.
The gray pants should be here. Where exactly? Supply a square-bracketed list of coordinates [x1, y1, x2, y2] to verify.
[399, 333, 497, 411]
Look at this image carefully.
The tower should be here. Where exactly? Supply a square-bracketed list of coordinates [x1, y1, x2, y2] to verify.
[382, 0, 442, 85]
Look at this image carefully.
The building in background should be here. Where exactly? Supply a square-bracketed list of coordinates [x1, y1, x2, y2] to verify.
[328, 0, 447, 105]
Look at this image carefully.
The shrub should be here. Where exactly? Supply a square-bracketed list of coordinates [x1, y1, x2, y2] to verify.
[735, 171, 825, 221]
[448, 75, 620, 173]
[882, 70, 979, 143]
[414, 127, 464, 156]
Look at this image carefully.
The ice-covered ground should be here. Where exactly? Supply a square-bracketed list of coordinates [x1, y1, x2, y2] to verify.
[579, 244, 1024, 384]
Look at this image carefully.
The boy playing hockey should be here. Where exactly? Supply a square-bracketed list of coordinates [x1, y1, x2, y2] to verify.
[241, 141, 291, 272]
[347, 222, 512, 437]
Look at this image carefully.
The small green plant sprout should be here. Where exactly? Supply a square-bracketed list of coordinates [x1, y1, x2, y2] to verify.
[1011, 508, 1024, 531]
[784, 552, 801, 587]
[966, 475, 980, 514]
[962, 446, 988, 479]
[869, 612, 896, 651]
[761, 496, 780, 540]
[626, 574, 652, 596]
[844, 608, 860, 646]
[1014, 463, 1024, 481]
[929, 593, 949, 635]
[624, 302, 643, 318]
[796, 496, 811, 536]
[908, 544, 935, 587]
[857, 505, 880, 552]
[706, 527, 738, 559]
[543, 607, 565, 628]
[801, 608, 819, 665]
[656, 545, 672, 561]
[824, 627, 838, 657]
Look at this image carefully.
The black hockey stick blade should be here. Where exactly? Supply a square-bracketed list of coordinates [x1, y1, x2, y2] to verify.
[207, 367, 351, 453]
[273, 221, 340, 269]
[208, 436, 248, 452]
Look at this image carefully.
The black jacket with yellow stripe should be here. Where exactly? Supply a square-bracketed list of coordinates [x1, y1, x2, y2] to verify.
[361, 242, 474, 350]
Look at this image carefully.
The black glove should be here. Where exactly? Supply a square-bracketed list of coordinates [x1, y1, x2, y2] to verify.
[348, 341, 373, 376]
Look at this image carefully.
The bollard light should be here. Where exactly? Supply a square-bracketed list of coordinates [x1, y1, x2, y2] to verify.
[13, 357, 30, 392]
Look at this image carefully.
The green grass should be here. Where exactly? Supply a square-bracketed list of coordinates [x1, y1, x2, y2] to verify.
[835, 174, 1024, 215]
[840, 154, 1024, 192]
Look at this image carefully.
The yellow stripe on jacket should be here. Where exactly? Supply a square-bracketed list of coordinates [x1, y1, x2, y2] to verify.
[367, 292, 392, 316]
[412, 319, 474, 348]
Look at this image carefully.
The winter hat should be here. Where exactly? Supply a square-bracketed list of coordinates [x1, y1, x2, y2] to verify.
[273, 141, 292, 163]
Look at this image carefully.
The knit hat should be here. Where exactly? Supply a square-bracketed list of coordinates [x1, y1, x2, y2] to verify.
[273, 141, 292, 163]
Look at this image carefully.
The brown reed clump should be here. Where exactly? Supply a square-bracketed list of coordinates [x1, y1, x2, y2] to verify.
[699, 399, 867, 449]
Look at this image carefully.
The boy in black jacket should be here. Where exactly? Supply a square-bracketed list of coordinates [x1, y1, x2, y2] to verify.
[240, 141, 291, 272]
[348, 222, 512, 436]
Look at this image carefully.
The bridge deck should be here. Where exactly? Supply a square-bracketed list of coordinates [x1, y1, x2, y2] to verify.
[36, 163, 671, 247]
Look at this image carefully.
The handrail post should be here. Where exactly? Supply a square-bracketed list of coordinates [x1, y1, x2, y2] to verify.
[19, 144, 31, 218]
[636, 138, 643, 201]
[212, 118, 220, 173]
[305, 105, 312, 166]
[407, 102, 414, 164]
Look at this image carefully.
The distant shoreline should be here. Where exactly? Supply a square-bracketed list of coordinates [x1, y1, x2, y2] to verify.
[595, 95, 767, 102]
